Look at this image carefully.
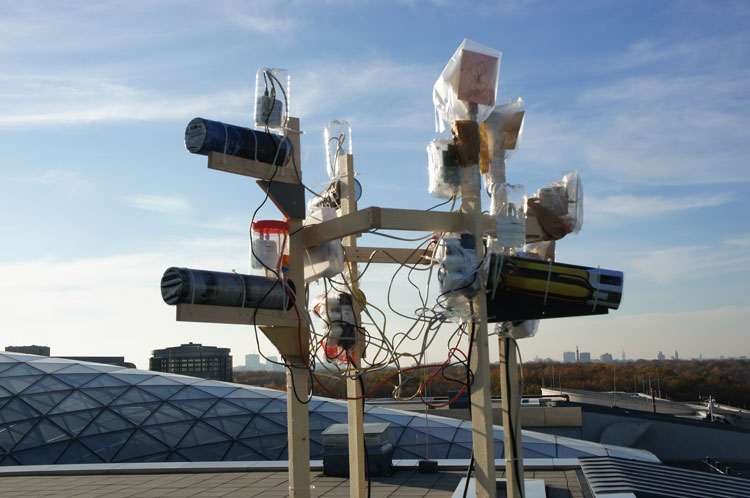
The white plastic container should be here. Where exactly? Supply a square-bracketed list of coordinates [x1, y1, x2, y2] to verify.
[254, 68, 290, 129]
[250, 220, 289, 274]
[493, 184, 527, 248]
[303, 207, 345, 282]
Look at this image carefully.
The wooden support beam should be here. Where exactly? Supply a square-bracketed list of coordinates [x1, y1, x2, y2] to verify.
[499, 337, 525, 498]
[207, 151, 300, 183]
[346, 246, 432, 265]
[339, 154, 366, 498]
[286, 363, 310, 498]
[176, 303, 306, 328]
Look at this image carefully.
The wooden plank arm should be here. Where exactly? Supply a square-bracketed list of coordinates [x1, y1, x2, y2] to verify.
[176, 303, 307, 328]
[346, 246, 433, 265]
[207, 151, 300, 184]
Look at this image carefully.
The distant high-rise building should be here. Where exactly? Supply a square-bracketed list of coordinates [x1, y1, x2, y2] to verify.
[576, 345, 580, 363]
[657, 351, 665, 361]
[674, 350, 679, 360]
[245, 353, 262, 370]
[622, 351, 626, 361]
[600, 353, 613, 363]
[5, 345, 50, 356]
[579, 352, 591, 363]
[150, 342, 232, 381]
[563, 351, 576, 363]
[264, 355, 285, 372]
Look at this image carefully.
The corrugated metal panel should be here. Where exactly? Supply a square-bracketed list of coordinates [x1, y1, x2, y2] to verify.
[579, 456, 750, 498]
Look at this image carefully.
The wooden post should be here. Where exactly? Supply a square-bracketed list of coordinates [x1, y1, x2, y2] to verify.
[499, 336, 524, 498]
[339, 154, 366, 498]
[461, 163, 498, 498]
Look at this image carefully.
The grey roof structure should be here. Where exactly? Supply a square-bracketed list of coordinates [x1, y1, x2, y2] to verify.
[0, 352, 658, 466]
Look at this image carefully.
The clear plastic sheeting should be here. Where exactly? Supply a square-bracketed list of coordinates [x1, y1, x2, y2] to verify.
[495, 320, 539, 340]
[254, 68, 290, 129]
[312, 291, 356, 363]
[435, 234, 480, 320]
[484, 98, 525, 161]
[303, 207, 345, 282]
[325, 120, 352, 178]
[532, 170, 584, 236]
[426, 138, 461, 199]
[522, 240, 556, 262]
[433, 39, 502, 132]
[490, 183, 527, 249]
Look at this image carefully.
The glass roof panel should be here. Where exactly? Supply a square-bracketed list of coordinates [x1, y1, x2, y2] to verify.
[167, 399, 217, 418]
[0, 363, 45, 377]
[55, 364, 100, 374]
[138, 384, 185, 400]
[48, 408, 101, 436]
[0, 375, 44, 395]
[203, 415, 250, 439]
[142, 421, 194, 448]
[21, 360, 70, 374]
[143, 403, 193, 425]
[15, 419, 71, 451]
[223, 396, 271, 413]
[225, 387, 282, 399]
[0, 419, 37, 451]
[110, 372, 159, 385]
[53, 373, 101, 388]
[447, 444, 472, 459]
[203, 399, 250, 418]
[80, 408, 134, 436]
[20, 391, 69, 415]
[0, 398, 41, 424]
[80, 386, 130, 405]
[0, 353, 30, 361]
[11, 440, 69, 465]
[254, 434, 287, 460]
[139, 375, 183, 386]
[109, 403, 161, 425]
[81, 374, 130, 389]
[169, 386, 216, 401]
[178, 421, 229, 448]
[79, 429, 134, 461]
[56, 440, 103, 464]
[109, 387, 161, 405]
[191, 384, 239, 397]
[176, 441, 232, 462]
[23, 375, 73, 393]
[224, 441, 265, 461]
[48, 390, 102, 414]
[113, 429, 169, 462]
[239, 414, 286, 439]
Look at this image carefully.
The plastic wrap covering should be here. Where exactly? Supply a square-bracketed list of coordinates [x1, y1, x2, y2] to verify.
[160, 267, 293, 310]
[522, 240, 556, 262]
[435, 234, 480, 319]
[325, 120, 352, 178]
[489, 183, 527, 249]
[495, 320, 539, 340]
[484, 98, 525, 160]
[312, 291, 356, 363]
[427, 138, 461, 199]
[303, 207, 345, 282]
[531, 170, 583, 236]
[254, 68, 290, 129]
[185, 117, 291, 166]
[433, 39, 502, 132]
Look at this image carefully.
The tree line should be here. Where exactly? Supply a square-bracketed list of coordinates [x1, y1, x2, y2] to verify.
[233, 359, 750, 408]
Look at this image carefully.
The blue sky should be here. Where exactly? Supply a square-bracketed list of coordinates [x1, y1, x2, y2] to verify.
[1, 0, 748, 369]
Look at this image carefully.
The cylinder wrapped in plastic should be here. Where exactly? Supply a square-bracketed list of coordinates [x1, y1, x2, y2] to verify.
[161, 267, 293, 310]
[184, 117, 291, 166]
[531, 170, 584, 236]
[427, 138, 461, 199]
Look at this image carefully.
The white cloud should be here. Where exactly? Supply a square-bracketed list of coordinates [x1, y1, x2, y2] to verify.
[587, 193, 732, 221]
[125, 194, 191, 215]
[630, 244, 750, 285]
[13, 169, 94, 196]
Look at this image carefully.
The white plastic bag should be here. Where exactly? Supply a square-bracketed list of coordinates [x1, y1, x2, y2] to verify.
[433, 39, 502, 132]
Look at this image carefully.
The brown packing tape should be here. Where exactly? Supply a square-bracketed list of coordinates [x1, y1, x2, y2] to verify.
[527, 198, 568, 240]
[479, 121, 490, 174]
[502, 111, 525, 150]
[451, 120, 480, 167]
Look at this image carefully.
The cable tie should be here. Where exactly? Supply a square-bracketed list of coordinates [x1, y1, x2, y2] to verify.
[542, 259, 553, 307]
